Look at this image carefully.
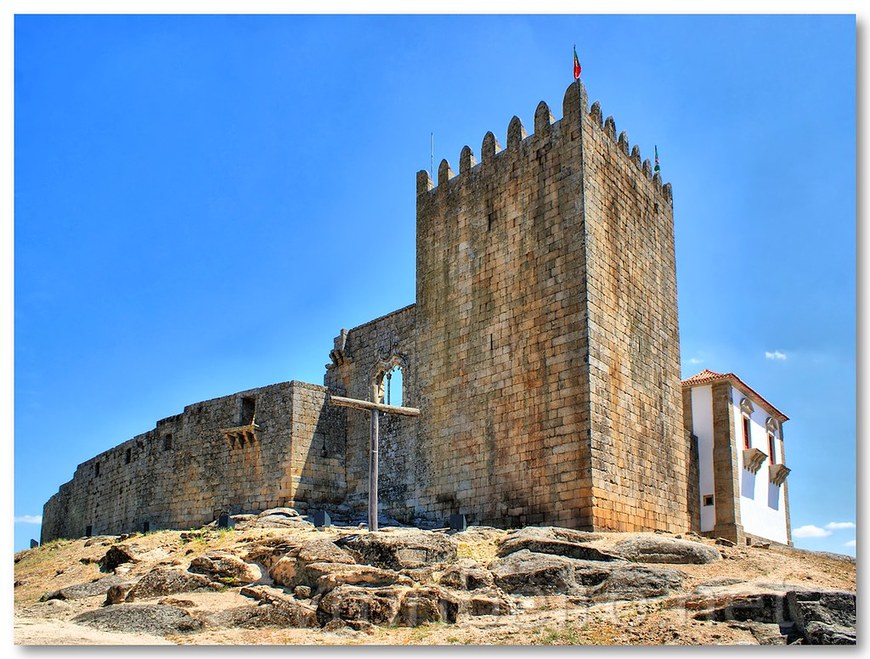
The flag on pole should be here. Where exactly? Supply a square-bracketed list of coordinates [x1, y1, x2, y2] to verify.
[573, 45, 581, 80]
[654, 145, 660, 173]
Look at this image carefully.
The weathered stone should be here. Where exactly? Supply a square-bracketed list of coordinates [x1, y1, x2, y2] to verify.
[498, 536, 618, 562]
[786, 590, 856, 645]
[40, 574, 129, 601]
[590, 564, 685, 601]
[157, 597, 196, 608]
[125, 568, 221, 601]
[312, 564, 414, 594]
[437, 561, 494, 590]
[335, 531, 457, 570]
[612, 536, 721, 564]
[104, 583, 135, 605]
[396, 587, 459, 626]
[73, 604, 204, 635]
[466, 589, 515, 616]
[188, 551, 262, 585]
[236, 585, 319, 627]
[316, 585, 410, 627]
[99, 544, 141, 572]
[294, 585, 312, 599]
[489, 550, 605, 595]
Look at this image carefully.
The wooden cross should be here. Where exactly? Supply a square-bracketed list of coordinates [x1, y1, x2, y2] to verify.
[329, 394, 420, 532]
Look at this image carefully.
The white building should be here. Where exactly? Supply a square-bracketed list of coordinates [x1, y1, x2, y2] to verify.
[683, 369, 792, 546]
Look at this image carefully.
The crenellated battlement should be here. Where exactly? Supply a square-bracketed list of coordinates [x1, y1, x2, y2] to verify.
[416, 81, 672, 205]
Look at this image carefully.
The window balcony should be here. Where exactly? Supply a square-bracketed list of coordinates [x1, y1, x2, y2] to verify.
[742, 447, 768, 474]
[769, 463, 791, 486]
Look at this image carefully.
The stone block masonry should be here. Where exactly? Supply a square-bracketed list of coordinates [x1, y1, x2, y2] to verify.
[42, 381, 346, 542]
[413, 81, 688, 531]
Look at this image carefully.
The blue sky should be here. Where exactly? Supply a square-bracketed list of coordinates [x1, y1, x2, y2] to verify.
[11, 14, 856, 555]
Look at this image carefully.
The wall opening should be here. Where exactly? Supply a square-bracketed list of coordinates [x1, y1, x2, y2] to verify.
[163, 434, 173, 451]
[240, 396, 256, 425]
[94, 462, 100, 477]
[377, 365, 404, 406]
[125, 448, 132, 464]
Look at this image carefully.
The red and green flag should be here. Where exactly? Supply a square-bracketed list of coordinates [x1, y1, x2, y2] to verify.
[573, 45, 581, 80]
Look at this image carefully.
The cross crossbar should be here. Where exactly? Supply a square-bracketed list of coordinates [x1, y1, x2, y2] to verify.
[329, 395, 420, 416]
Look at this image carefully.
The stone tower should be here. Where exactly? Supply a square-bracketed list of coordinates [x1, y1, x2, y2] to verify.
[412, 80, 690, 532]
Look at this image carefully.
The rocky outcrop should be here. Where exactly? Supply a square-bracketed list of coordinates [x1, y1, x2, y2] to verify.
[316, 585, 410, 628]
[73, 604, 204, 635]
[489, 549, 685, 601]
[99, 545, 142, 572]
[497, 528, 618, 562]
[125, 568, 221, 601]
[611, 536, 721, 564]
[437, 560, 495, 591]
[786, 590, 856, 645]
[40, 574, 129, 601]
[188, 552, 262, 586]
[691, 588, 856, 645]
[335, 531, 458, 570]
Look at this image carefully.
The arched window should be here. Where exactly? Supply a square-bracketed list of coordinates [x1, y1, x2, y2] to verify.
[374, 359, 405, 407]
[381, 365, 403, 406]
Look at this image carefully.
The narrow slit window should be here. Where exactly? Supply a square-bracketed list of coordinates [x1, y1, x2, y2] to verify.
[742, 416, 752, 449]
[125, 448, 132, 464]
[94, 462, 100, 477]
[767, 432, 776, 464]
[163, 434, 173, 451]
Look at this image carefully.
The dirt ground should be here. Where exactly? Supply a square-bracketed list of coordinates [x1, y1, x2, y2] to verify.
[13, 527, 856, 646]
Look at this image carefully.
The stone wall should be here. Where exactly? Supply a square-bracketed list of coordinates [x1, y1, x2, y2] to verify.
[324, 305, 418, 521]
[580, 91, 689, 533]
[41, 381, 345, 542]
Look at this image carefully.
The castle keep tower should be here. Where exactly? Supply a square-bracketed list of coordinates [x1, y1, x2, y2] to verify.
[413, 81, 689, 532]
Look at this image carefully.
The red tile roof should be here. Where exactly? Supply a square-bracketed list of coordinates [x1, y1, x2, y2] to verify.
[681, 369, 789, 421]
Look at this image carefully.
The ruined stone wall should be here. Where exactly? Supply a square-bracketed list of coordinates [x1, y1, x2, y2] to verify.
[41, 381, 346, 542]
[324, 305, 418, 521]
[580, 96, 690, 533]
[413, 84, 594, 528]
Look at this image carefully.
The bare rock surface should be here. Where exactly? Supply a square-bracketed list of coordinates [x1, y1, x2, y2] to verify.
[99, 544, 141, 572]
[13, 524, 857, 645]
[498, 533, 619, 562]
[489, 550, 603, 595]
[73, 604, 204, 635]
[188, 551, 262, 585]
[786, 590, 856, 645]
[316, 584, 411, 627]
[611, 535, 721, 564]
[40, 574, 129, 601]
[335, 530, 458, 570]
[125, 568, 221, 601]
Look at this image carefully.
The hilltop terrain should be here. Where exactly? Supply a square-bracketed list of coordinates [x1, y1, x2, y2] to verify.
[14, 509, 856, 645]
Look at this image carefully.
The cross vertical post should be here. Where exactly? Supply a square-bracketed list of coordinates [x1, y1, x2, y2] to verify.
[369, 407, 379, 531]
[328, 395, 420, 532]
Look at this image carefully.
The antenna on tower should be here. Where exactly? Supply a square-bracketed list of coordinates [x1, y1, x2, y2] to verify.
[430, 132, 434, 180]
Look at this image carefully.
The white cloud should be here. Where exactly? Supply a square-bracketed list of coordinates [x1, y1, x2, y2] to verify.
[825, 521, 856, 530]
[792, 524, 832, 538]
[14, 515, 42, 525]
[688, 357, 703, 365]
[844, 539, 856, 548]
[765, 350, 787, 361]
